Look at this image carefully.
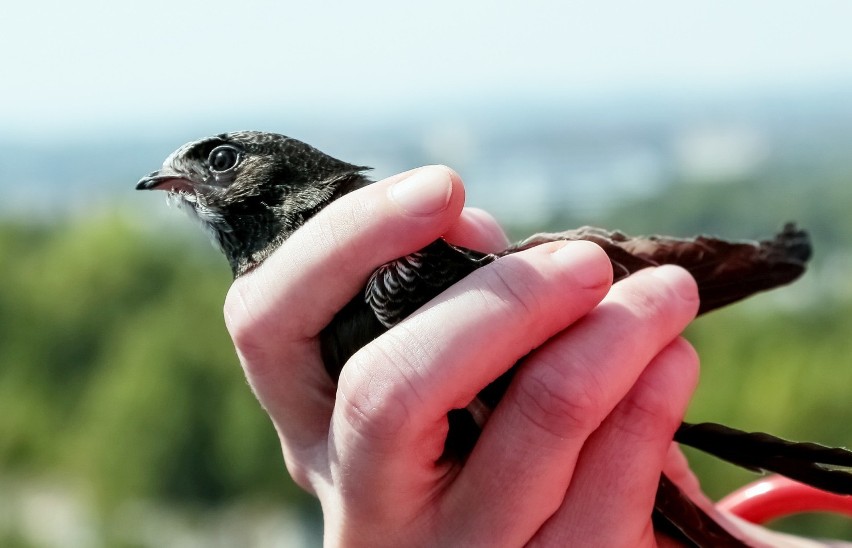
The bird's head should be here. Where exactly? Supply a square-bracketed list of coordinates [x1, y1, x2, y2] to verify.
[137, 131, 371, 277]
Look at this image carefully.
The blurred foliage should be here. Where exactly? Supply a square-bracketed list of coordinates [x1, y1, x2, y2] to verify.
[684, 304, 852, 539]
[2, 167, 852, 542]
[0, 216, 310, 524]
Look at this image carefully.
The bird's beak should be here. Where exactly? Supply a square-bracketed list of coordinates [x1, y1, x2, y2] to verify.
[136, 169, 196, 192]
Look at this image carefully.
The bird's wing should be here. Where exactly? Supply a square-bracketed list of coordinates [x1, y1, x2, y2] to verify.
[322, 240, 491, 384]
[504, 224, 811, 315]
[365, 239, 493, 328]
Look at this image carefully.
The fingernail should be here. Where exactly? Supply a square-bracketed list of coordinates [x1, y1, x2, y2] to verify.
[648, 265, 699, 302]
[552, 240, 612, 289]
[389, 167, 453, 216]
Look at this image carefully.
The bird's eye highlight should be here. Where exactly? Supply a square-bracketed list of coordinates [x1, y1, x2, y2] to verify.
[208, 145, 241, 173]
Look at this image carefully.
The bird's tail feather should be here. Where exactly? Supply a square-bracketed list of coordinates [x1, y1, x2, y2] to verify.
[654, 473, 749, 547]
[675, 422, 852, 495]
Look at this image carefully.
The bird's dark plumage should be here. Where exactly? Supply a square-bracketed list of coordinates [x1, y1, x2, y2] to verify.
[138, 131, 846, 546]
[137, 131, 371, 276]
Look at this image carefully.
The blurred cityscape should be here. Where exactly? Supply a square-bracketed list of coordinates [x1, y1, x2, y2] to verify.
[4, 87, 851, 226]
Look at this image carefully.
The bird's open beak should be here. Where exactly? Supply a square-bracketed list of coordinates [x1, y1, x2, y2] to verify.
[136, 169, 196, 193]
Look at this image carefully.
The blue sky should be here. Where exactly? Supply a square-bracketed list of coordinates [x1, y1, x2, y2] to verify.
[3, 1, 852, 137]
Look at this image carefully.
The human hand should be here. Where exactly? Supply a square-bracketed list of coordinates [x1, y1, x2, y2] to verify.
[224, 165, 711, 546]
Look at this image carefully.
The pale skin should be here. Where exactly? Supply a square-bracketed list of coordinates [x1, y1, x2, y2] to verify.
[223, 166, 818, 547]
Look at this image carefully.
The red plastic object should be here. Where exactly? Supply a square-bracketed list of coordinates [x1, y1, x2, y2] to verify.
[718, 475, 852, 525]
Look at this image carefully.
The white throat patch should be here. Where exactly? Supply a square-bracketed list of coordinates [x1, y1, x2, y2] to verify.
[166, 191, 231, 252]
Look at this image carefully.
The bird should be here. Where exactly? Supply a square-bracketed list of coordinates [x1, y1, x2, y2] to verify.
[138, 130, 852, 546]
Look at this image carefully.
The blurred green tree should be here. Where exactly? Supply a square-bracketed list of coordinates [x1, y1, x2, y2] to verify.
[0, 216, 306, 513]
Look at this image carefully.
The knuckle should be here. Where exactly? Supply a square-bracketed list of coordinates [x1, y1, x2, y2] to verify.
[481, 258, 545, 322]
[283, 459, 315, 494]
[337, 343, 415, 445]
[223, 281, 271, 367]
[514, 358, 608, 440]
[610, 377, 678, 443]
[610, 339, 699, 443]
[223, 279, 252, 335]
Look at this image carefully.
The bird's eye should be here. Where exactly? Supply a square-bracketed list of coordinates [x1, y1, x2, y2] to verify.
[208, 145, 241, 173]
